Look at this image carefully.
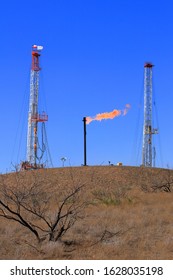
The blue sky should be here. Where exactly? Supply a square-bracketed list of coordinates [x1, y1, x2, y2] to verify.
[0, 0, 173, 172]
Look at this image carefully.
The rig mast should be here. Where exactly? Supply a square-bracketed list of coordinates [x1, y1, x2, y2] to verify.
[23, 45, 48, 170]
[142, 62, 158, 167]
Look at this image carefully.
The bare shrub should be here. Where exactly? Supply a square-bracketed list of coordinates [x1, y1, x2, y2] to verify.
[0, 171, 85, 243]
[141, 169, 173, 192]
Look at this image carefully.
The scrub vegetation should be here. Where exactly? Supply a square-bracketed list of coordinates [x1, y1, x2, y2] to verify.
[0, 165, 173, 260]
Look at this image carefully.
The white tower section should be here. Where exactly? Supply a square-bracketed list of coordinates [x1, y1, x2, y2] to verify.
[142, 62, 158, 167]
[27, 69, 40, 164]
[26, 45, 47, 168]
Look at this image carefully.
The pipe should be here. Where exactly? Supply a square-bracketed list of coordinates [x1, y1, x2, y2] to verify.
[83, 117, 87, 166]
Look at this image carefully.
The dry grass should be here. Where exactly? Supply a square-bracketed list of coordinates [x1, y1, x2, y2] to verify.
[0, 165, 173, 259]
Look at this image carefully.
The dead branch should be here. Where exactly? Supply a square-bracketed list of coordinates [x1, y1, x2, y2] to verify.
[0, 172, 86, 243]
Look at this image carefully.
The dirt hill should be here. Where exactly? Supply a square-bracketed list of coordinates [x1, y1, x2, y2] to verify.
[0, 165, 173, 260]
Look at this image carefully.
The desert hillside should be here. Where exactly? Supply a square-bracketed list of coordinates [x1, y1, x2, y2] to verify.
[0, 165, 173, 260]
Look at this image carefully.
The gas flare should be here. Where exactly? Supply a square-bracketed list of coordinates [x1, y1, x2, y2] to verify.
[86, 104, 131, 124]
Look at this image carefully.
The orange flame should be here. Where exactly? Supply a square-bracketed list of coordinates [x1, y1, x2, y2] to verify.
[86, 104, 131, 124]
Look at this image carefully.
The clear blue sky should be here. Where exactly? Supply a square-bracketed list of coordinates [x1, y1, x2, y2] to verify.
[0, 0, 173, 173]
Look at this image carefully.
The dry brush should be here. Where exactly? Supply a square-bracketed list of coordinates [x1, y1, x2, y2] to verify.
[0, 171, 86, 243]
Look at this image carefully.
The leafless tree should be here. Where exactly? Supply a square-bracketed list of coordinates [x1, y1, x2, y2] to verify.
[141, 168, 173, 192]
[0, 171, 85, 243]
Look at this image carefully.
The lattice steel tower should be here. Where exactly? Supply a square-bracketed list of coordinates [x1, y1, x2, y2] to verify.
[142, 62, 158, 167]
[23, 45, 48, 169]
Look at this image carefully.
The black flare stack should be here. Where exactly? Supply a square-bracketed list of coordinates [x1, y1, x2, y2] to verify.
[83, 117, 87, 166]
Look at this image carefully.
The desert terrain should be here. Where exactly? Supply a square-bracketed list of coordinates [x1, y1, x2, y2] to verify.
[0, 165, 173, 260]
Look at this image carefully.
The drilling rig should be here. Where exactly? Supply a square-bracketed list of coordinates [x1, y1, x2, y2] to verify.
[142, 62, 158, 167]
[21, 45, 50, 170]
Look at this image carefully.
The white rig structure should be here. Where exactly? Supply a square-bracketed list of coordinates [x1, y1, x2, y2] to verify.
[142, 63, 158, 167]
[22, 45, 48, 170]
